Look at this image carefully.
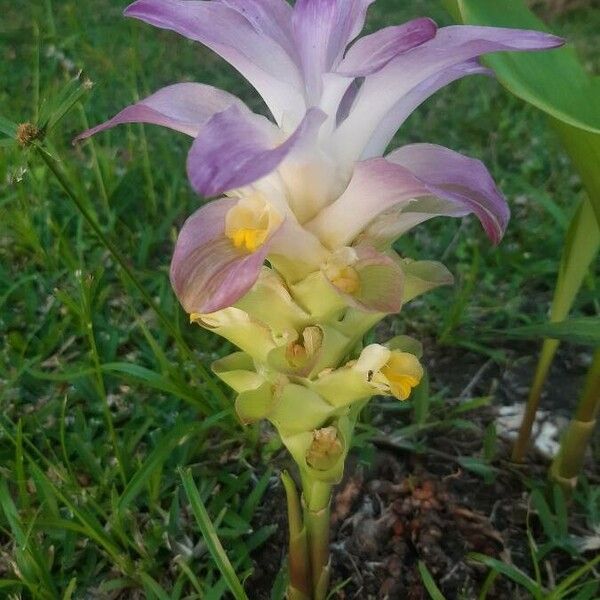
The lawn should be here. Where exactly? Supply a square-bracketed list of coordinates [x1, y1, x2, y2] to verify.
[0, 0, 599, 598]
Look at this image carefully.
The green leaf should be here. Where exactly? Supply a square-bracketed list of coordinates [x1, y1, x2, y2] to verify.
[571, 581, 599, 600]
[180, 469, 249, 600]
[0, 114, 17, 139]
[117, 421, 200, 516]
[547, 554, 600, 600]
[445, 0, 600, 134]
[531, 490, 557, 539]
[0, 580, 22, 590]
[457, 457, 498, 480]
[482, 422, 497, 462]
[139, 573, 172, 600]
[553, 119, 600, 228]
[504, 317, 600, 346]
[445, 0, 600, 230]
[468, 553, 542, 598]
[102, 362, 205, 408]
[62, 578, 77, 600]
[418, 561, 446, 600]
[240, 468, 273, 522]
[551, 200, 600, 324]
[552, 485, 569, 539]
[412, 371, 430, 426]
[38, 74, 91, 134]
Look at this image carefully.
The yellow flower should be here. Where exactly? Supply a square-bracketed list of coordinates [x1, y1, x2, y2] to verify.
[380, 351, 423, 400]
[354, 344, 423, 401]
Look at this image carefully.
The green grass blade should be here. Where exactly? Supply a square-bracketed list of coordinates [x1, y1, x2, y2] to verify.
[547, 554, 600, 600]
[62, 578, 77, 600]
[468, 553, 542, 598]
[0, 114, 17, 139]
[504, 317, 600, 346]
[241, 468, 273, 522]
[118, 421, 200, 515]
[0, 481, 57, 597]
[139, 573, 172, 600]
[531, 490, 557, 539]
[180, 468, 249, 600]
[33, 145, 229, 413]
[176, 557, 206, 597]
[418, 561, 446, 600]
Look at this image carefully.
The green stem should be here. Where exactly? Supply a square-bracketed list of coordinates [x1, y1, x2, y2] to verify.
[302, 477, 332, 600]
[77, 104, 111, 218]
[513, 197, 599, 462]
[79, 274, 128, 486]
[512, 339, 559, 462]
[35, 145, 229, 413]
[282, 472, 312, 600]
[550, 349, 600, 493]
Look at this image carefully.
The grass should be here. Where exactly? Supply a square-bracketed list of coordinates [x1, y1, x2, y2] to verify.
[0, 0, 599, 597]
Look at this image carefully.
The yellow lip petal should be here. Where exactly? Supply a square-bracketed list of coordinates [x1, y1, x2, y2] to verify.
[381, 351, 424, 401]
[225, 195, 282, 253]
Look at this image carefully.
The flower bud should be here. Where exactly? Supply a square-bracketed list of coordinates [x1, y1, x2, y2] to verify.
[306, 426, 344, 471]
[285, 326, 323, 369]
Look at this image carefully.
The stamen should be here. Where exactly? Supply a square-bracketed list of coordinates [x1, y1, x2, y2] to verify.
[225, 196, 282, 253]
[323, 247, 361, 295]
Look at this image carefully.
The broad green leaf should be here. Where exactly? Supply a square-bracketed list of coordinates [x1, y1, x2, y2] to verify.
[551, 200, 599, 324]
[180, 469, 249, 600]
[505, 317, 600, 346]
[444, 0, 600, 228]
[444, 0, 600, 134]
[553, 119, 600, 227]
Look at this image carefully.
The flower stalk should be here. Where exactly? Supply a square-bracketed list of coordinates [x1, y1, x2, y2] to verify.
[303, 484, 332, 600]
[550, 349, 600, 494]
[79, 2, 562, 597]
[282, 471, 312, 600]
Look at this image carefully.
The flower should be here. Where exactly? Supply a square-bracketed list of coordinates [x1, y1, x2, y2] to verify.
[78, 0, 562, 315]
[353, 344, 424, 401]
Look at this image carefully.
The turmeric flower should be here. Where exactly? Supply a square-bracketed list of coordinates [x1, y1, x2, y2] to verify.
[78, 0, 562, 316]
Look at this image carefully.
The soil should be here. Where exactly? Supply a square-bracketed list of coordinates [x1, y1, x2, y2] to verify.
[247, 340, 599, 599]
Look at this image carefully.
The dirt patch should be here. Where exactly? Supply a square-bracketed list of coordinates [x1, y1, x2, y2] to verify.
[249, 405, 598, 599]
